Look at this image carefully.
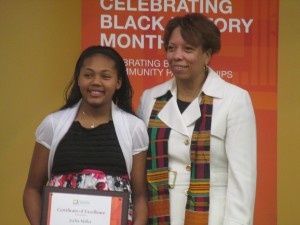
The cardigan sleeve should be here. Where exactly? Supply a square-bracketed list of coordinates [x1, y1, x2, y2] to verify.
[131, 118, 149, 155]
[35, 114, 54, 150]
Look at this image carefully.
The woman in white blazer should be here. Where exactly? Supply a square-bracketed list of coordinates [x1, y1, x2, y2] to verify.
[137, 13, 256, 225]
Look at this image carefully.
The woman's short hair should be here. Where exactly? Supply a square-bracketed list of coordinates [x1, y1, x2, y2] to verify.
[163, 13, 221, 54]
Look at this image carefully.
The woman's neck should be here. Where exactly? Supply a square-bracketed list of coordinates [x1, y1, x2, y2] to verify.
[176, 74, 207, 102]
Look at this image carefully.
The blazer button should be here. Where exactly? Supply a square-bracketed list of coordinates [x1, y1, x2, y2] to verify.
[184, 189, 189, 196]
[184, 139, 189, 145]
[186, 165, 191, 171]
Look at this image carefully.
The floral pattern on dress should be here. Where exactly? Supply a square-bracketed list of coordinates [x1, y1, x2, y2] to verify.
[48, 169, 133, 224]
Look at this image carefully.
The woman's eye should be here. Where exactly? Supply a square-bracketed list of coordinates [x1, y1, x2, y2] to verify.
[167, 45, 175, 51]
[185, 46, 194, 52]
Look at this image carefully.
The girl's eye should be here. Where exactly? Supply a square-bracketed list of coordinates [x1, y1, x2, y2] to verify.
[102, 74, 111, 79]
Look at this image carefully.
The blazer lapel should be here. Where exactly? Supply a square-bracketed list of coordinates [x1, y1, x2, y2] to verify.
[153, 68, 225, 136]
[158, 97, 189, 136]
[182, 98, 201, 126]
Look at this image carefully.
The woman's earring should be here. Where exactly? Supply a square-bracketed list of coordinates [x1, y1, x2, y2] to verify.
[204, 65, 208, 73]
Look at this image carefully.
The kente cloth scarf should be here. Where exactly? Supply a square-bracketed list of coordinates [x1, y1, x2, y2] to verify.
[147, 91, 213, 225]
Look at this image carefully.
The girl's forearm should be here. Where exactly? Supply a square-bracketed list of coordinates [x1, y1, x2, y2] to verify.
[23, 188, 43, 225]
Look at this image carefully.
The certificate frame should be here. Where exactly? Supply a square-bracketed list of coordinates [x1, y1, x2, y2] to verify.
[41, 186, 129, 225]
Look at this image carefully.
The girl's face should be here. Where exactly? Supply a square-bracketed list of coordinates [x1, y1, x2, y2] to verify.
[78, 54, 121, 109]
[166, 27, 211, 82]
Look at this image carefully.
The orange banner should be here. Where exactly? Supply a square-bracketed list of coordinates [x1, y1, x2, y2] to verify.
[82, 1, 278, 224]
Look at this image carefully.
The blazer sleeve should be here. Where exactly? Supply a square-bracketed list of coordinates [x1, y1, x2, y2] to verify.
[224, 90, 257, 225]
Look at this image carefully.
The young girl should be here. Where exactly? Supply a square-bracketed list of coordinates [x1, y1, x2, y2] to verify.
[23, 46, 149, 225]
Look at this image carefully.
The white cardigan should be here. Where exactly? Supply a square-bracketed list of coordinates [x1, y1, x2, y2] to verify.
[35, 100, 149, 179]
[137, 67, 257, 225]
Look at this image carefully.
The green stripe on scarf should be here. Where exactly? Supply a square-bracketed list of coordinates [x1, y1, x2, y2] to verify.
[147, 91, 213, 225]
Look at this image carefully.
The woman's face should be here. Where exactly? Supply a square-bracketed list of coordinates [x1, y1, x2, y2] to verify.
[78, 54, 121, 109]
[166, 27, 211, 82]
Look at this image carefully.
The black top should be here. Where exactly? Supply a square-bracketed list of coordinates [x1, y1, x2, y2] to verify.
[51, 120, 127, 176]
[177, 98, 191, 113]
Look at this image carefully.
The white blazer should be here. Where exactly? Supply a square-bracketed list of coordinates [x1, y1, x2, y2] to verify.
[137, 68, 257, 225]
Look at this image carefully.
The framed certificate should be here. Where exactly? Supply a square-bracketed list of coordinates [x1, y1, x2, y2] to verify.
[41, 186, 129, 225]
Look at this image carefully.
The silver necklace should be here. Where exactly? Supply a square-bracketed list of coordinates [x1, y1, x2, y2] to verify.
[82, 111, 95, 128]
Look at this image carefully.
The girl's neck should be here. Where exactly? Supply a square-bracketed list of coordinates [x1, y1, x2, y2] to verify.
[78, 102, 112, 128]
